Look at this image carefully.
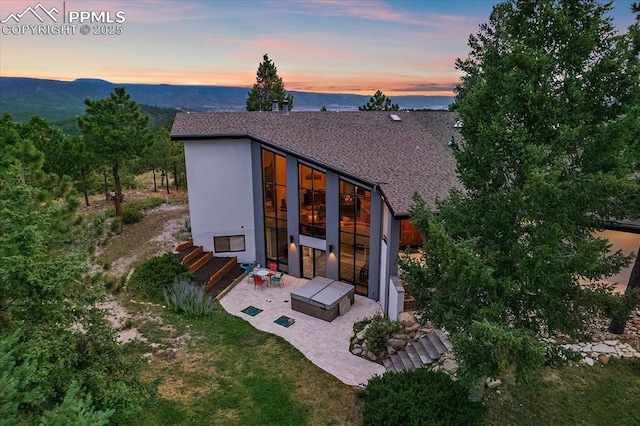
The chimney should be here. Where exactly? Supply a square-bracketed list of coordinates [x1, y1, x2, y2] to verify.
[282, 99, 289, 116]
[272, 99, 279, 112]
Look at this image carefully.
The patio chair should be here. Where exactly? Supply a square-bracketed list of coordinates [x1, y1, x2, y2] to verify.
[270, 271, 284, 288]
[268, 262, 278, 273]
[253, 275, 266, 290]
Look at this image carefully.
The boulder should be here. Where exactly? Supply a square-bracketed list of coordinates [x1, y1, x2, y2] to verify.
[387, 338, 407, 350]
[442, 359, 459, 375]
[397, 311, 415, 326]
[485, 378, 502, 390]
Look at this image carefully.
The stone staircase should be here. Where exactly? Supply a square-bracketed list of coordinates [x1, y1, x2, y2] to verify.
[383, 329, 453, 373]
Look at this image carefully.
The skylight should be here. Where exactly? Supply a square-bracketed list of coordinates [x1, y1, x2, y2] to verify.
[389, 114, 401, 121]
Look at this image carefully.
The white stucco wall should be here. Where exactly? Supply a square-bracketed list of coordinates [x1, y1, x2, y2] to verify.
[183, 138, 256, 263]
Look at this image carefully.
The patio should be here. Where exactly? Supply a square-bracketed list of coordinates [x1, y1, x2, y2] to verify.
[218, 273, 387, 387]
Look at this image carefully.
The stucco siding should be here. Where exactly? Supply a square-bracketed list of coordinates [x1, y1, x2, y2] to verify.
[183, 138, 256, 263]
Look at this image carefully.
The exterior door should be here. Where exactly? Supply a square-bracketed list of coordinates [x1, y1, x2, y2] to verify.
[302, 246, 326, 279]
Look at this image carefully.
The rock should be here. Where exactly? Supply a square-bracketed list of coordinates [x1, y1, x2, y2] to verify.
[485, 378, 502, 390]
[599, 354, 611, 364]
[352, 347, 363, 356]
[158, 349, 177, 360]
[442, 359, 459, 375]
[356, 328, 367, 341]
[584, 357, 595, 366]
[405, 322, 420, 333]
[397, 311, 415, 326]
[591, 343, 616, 354]
[365, 351, 378, 362]
[387, 338, 407, 350]
[386, 345, 396, 355]
[392, 333, 411, 342]
[604, 339, 619, 346]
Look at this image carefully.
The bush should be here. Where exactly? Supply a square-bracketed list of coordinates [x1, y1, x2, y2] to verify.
[164, 279, 216, 317]
[127, 253, 192, 301]
[109, 218, 121, 234]
[364, 313, 400, 355]
[122, 203, 144, 224]
[106, 197, 165, 225]
[359, 369, 486, 425]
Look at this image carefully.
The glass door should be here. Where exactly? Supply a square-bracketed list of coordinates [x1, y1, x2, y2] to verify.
[301, 246, 326, 279]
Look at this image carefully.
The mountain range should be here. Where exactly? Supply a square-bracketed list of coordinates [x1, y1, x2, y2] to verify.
[0, 77, 454, 124]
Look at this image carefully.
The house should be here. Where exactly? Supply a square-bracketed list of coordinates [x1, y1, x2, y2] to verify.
[170, 109, 462, 319]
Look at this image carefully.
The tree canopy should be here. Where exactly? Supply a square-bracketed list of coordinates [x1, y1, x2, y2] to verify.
[246, 53, 293, 111]
[359, 90, 399, 111]
[400, 0, 640, 382]
[0, 119, 150, 423]
[78, 87, 150, 218]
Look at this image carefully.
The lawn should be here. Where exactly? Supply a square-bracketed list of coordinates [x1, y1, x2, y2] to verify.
[125, 303, 363, 425]
[484, 359, 640, 425]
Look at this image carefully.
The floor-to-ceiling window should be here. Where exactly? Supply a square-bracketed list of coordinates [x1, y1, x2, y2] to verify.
[339, 180, 371, 295]
[262, 149, 288, 270]
[299, 164, 326, 239]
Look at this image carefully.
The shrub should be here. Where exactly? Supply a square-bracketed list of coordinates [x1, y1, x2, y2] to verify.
[359, 369, 486, 425]
[364, 313, 400, 355]
[109, 218, 121, 234]
[164, 279, 216, 317]
[127, 253, 191, 301]
[106, 197, 165, 224]
[122, 204, 144, 224]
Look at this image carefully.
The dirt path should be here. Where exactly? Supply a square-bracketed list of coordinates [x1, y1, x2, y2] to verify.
[94, 202, 190, 276]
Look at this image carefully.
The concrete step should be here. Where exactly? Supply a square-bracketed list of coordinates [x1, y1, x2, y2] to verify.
[417, 336, 441, 362]
[434, 329, 453, 351]
[412, 337, 434, 364]
[389, 353, 406, 372]
[398, 350, 415, 371]
[383, 357, 396, 373]
[383, 329, 454, 374]
[405, 345, 424, 369]
[426, 332, 448, 356]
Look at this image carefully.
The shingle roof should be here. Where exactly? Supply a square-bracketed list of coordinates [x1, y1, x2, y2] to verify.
[171, 110, 462, 216]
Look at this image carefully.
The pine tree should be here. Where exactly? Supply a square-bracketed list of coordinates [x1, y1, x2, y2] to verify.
[401, 0, 640, 382]
[78, 87, 150, 219]
[359, 90, 399, 111]
[246, 54, 293, 111]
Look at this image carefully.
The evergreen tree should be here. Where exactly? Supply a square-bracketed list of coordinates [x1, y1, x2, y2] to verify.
[0, 131, 150, 423]
[359, 90, 399, 111]
[400, 0, 640, 382]
[78, 87, 150, 219]
[246, 54, 293, 111]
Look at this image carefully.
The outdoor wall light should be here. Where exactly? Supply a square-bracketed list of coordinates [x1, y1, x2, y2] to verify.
[328, 243, 333, 254]
[289, 235, 294, 244]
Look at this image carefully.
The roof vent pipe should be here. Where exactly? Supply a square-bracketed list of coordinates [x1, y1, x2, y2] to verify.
[282, 99, 289, 116]
[272, 99, 279, 112]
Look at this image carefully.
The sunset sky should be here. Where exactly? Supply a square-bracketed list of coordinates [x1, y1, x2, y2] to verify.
[0, 0, 636, 96]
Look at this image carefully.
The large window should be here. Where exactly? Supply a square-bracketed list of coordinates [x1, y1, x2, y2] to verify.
[338, 180, 371, 295]
[262, 149, 288, 269]
[299, 164, 326, 238]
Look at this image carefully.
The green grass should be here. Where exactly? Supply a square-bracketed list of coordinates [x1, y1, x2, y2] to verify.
[484, 358, 640, 425]
[134, 306, 362, 425]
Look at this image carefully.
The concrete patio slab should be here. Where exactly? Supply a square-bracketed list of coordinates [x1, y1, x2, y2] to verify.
[219, 274, 387, 387]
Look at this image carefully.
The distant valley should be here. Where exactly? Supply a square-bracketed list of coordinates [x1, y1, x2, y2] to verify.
[0, 77, 454, 127]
